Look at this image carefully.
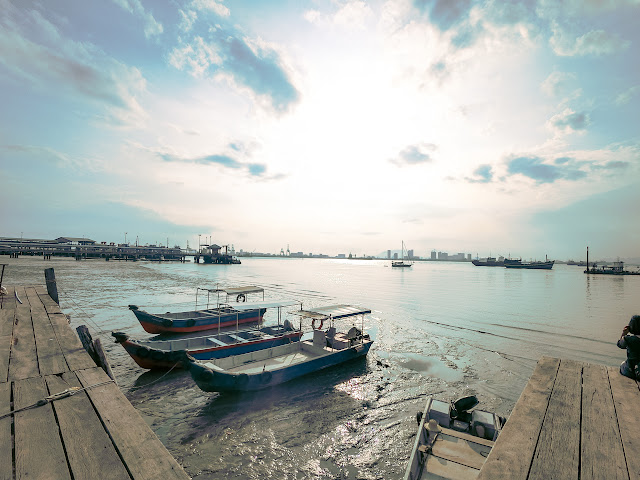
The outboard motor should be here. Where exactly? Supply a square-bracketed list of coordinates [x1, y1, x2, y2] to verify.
[451, 395, 479, 419]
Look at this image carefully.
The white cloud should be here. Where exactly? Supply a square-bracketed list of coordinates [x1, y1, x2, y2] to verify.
[192, 0, 230, 17]
[112, 0, 163, 38]
[550, 25, 630, 56]
[547, 108, 590, 135]
[178, 9, 198, 33]
[168, 37, 222, 77]
[615, 85, 640, 105]
[541, 71, 576, 97]
[304, 1, 373, 30]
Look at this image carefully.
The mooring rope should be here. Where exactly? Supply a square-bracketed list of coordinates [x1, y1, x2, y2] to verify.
[0, 379, 115, 419]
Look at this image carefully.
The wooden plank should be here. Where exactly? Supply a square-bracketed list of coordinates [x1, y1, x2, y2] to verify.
[436, 426, 495, 448]
[581, 363, 628, 480]
[49, 312, 71, 328]
[45, 372, 131, 480]
[0, 307, 14, 337]
[0, 381, 12, 480]
[9, 287, 40, 381]
[76, 367, 190, 480]
[528, 359, 582, 480]
[423, 454, 481, 480]
[53, 324, 96, 371]
[431, 432, 492, 470]
[608, 366, 640, 479]
[477, 356, 560, 480]
[13, 376, 72, 479]
[0, 336, 10, 384]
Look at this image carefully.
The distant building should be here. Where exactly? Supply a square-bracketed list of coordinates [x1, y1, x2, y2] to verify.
[387, 249, 391, 259]
[56, 237, 96, 245]
[431, 250, 437, 260]
[393, 253, 398, 259]
[337, 254, 346, 258]
[467, 254, 471, 261]
[438, 251, 448, 260]
[408, 249, 414, 259]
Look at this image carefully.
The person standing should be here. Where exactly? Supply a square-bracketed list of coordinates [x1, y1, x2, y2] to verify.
[618, 315, 640, 379]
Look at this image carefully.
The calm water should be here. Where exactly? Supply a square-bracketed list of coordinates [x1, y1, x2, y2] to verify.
[4, 256, 639, 479]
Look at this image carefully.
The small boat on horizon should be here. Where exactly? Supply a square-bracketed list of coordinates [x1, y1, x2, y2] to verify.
[128, 286, 270, 334]
[404, 396, 506, 480]
[392, 241, 413, 268]
[182, 304, 373, 393]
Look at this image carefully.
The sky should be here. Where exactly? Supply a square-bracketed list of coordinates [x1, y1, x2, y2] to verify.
[1, 0, 639, 260]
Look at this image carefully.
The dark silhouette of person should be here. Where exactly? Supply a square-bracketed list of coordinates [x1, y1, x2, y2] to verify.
[617, 315, 640, 379]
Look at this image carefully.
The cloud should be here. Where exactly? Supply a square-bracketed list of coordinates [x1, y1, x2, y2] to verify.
[548, 108, 590, 135]
[615, 85, 640, 106]
[191, 0, 230, 17]
[541, 71, 577, 97]
[506, 156, 587, 184]
[390, 143, 437, 166]
[414, 0, 473, 31]
[305, 1, 373, 30]
[112, 0, 163, 38]
[465, 164, 493, 183]
[0, 3, 148, 127]
[551, 26, 630, 56]
[168, 24, 299, 112]
[592, 160, 630, 171]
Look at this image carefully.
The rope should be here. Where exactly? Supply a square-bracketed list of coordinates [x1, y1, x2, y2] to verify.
[57, 286, 109, 335]
[126, 361, 181, 392]
[0, 379, 115, 419]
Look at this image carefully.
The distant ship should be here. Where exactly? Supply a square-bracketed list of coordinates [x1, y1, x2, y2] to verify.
[504, 258, 554, 270]
[471, 256, 504, 267]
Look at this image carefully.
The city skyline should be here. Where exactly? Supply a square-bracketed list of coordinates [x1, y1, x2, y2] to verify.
[1, 1, 639, 261]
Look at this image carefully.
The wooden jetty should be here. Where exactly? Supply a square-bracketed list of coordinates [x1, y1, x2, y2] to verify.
[0, 284, 190, 479]
[478, 356, 639, 479]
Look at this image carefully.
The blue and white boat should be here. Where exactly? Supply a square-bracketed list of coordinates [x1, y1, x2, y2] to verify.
[182, 305, 373, 392]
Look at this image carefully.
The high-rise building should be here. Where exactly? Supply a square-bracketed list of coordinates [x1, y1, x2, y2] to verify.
[431, 250, 437, 260]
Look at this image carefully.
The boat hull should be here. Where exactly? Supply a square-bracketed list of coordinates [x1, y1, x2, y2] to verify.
[471, 260, 504, 267]
[504, 260, 554, 270]
[186, 339, 373, 392]
[131, 307, 266, 334]
[114, 328, 303, 369]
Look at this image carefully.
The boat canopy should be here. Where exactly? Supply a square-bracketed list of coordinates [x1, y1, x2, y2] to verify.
[207, 286, 264, 295]
[232, 300, 302, 311]
[297, 304, 371, 320]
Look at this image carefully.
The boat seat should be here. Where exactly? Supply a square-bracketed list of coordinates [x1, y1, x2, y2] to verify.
[228, 334, 247, 343]
[313, 329, 326, 348]
[207, 337, 227, 346]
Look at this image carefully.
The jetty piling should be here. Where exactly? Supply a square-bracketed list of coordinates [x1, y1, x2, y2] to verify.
[0, 278, 190, 479]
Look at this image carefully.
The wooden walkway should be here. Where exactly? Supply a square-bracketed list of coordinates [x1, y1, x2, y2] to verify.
[0, 285, 190, 480]
[478, 356, 640, 480]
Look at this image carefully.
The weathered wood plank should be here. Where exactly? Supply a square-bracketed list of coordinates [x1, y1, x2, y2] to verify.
[49, 312, 71, 328]
[9, 287, 40, 381]
[581, 363, 628, 480]
[477, 356, 560, 480]
[13, 376, 72, 479]
[77, 367, 190, 480]
[0, 307, 14, 337]
[0, 336, 11, 384]
[26, 287, 69, 376]
[53, 324, 96, 371]
[45, 372, 131, 480]
[0, 381, 12, 480]
[528, 359, 582, 480]
[608, 366, 640, 480]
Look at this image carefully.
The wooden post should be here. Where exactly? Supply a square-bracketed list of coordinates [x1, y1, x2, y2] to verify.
[76, 325, 100, 365]
[93, 338, 117, 385]
[44, 267, 59, 304]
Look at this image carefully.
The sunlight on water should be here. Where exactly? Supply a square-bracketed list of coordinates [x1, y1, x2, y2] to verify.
[4, 256, 639, 479]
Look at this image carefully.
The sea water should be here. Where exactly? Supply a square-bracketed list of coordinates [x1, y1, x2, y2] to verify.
[4, 256, 639, 479]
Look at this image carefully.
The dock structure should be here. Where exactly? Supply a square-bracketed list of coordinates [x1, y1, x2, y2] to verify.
[478, 356, 639, 480]
[0, 285, 190, 480]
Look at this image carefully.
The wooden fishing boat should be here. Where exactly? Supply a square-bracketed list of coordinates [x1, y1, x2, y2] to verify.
[113, 319, 302, 370]
[128, 286, 269, 334]
[404, 396, 506, 480]
[182, 305, 373, 392]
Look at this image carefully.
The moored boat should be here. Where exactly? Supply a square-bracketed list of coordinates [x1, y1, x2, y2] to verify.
[504, 260, 554, 269]
[404, 396, 506, 480]
[471, 256, 504, 267]
[182, 305, 373, 392]
[129, 286, 269, 334]
[112, 321, 303, 370]
[392, 241, 413, 268]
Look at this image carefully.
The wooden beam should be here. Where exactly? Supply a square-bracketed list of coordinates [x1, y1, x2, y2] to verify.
[45, 372, 131, 480]
[477, 356, 560, 480]
[13, 376, 72, 479]
[580, 363, 628, 480]
[53, 324, 96, 371]
[76, 367, 190, 480]
[0, 381, 11, 480]
[528, 359, 582, 480]
[9, 287, 40, 381]
[27, 288, 69, 376]
[608, 366, 640, 479]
